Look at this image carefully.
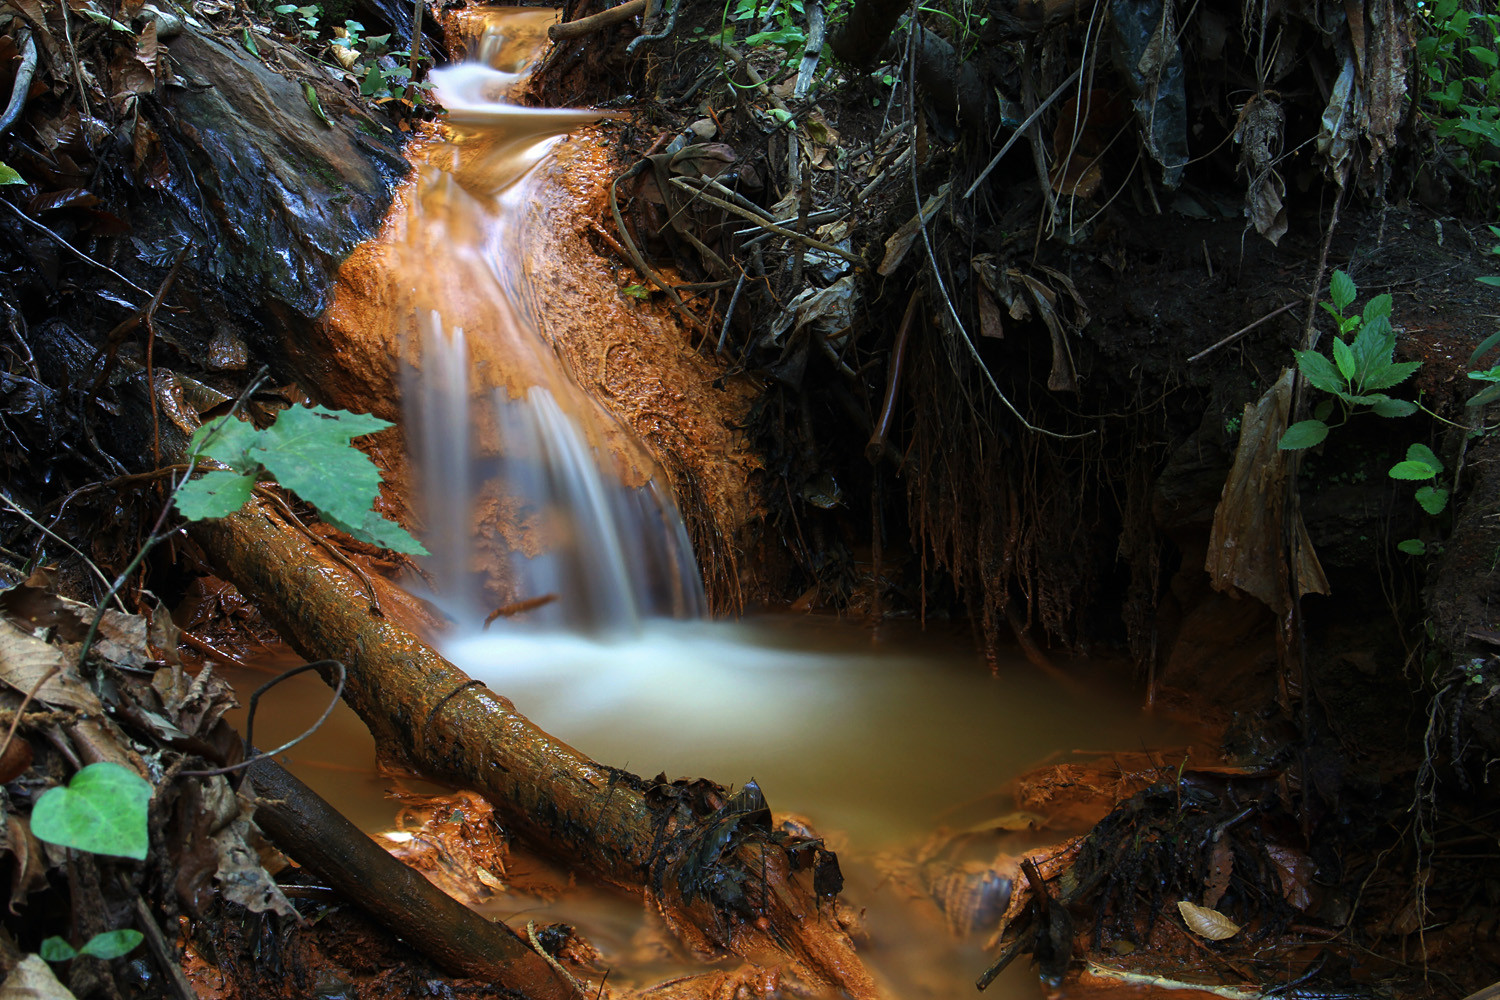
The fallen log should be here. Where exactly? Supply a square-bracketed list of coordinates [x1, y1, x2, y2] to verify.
[245, 755, 579, 998]
[547, 0, 645, 41]
[189, 495, 880, 999]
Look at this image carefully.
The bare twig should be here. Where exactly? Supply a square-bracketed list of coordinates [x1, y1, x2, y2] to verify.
[609, 168, 705, 328]
[58, 0, 91, 123]
[669, 179, 860, 263]
[794, 0, 825, 98]
[481, 593, 558, 628]
[626, 0, 677, 54]
[0, 30, 38, 137]
[1187, 300, 1297, 362]
[0, 200, 152, 298]
[963, 66, 1081, 199]
[179, 660, 348, 777]
[0, 491, 124, 610]
[866, 290, 919, 463]
[717, 269, 747, 356]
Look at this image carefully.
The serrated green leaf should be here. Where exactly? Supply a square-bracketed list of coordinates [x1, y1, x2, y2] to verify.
[1397, 538, 1427, 555]
[1361, 359, 1423, 390]
[1415, 485, 1450, 516]
[1349, 315, 1398, 388]
[324, 509, 429, 555]
[0, 161, 24, 185]
[1332, 337, 1356, 380]
[1313, 398, 1335, 421]
[1362, 293, 1393, 324]
[39, 938, 78, 962]
[1468, 382, 1500, 407]
[77, 930, 143, 960]
[31, 763, 152, 860]
[251, 406, 391, 527]
[1406, 442, 1443, 472]
[175, 470, 256, 521]
[1329, 270, 1357, 311]
[190, 416, 260, 470]
[1294, 350, 1346, 394]
[1389, 460, 1440, 481]
[1371, 396, 1419, 417]
[1279, 420, 1329, 450]
[1469, 364, 1500, 382]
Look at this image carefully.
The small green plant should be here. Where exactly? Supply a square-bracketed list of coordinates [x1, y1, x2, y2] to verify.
[1416, 0, 1500, 175]
[30, 762, 152, 860]
[274, 2, 322, 38]
[40, 931, 144, 963]
[1278, 270, 1421, 450]
[1479, 224, 1500, 288]
[176, 404, 427, 554]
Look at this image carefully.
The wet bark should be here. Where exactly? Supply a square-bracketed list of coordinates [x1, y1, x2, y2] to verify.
[246, 756, 577, 998]
[189, 496, 879, 999]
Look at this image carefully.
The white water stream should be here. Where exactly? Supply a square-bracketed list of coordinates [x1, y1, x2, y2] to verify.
[287, 11, 1192, 996]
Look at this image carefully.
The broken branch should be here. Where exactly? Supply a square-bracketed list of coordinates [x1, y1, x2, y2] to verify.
[548, 0, 646, 41]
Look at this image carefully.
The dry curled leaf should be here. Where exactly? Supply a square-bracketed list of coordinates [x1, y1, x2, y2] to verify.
[1177, 900, 1240, 940]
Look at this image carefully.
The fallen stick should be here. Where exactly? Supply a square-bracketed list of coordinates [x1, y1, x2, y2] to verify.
[245, 755, 580, 998]
[548, 0, 645, 41]
[189, 497, 881, 999]
[865, 289, 919, 464]
[1186, 300, 1297, 363]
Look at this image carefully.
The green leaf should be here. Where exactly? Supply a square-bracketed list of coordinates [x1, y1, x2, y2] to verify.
[78, 930, 143, 960]
[1332, 337, 1356, 380]
[1478, 276, 1500, 287]
[1468, 382, 1500, 407]
[1415, 485, 1451, 516]
[303, 82, 332, 127]
[1349, 315, 1398, 388]
[1397, 538, 1427, 555]
[31, 763, 152, 860]
[1469, 330, 1500, 367]
[81, 7, 133, 31]
[1294, 349, 1346, 394]
[1279, 420, 1329, 450]
[1329, 270, 1357, 312]
[1371, 396, 1418, 417]
[190, 416, 260, 470]
[39, 938, 78, 962]
[0, 161, 25, 185]
[241, 27, 259, 55]
[1361, 359, 1423, 390]
[1389, 460, 1440, 481]
[175, 470, 256, 521]
[251, 406, 391, 527]
[1406, 442, 1444, 472]
[324, 509, 428, 555]
[1362, 293, 1393, 324]
[1313, 398, 1335, 421]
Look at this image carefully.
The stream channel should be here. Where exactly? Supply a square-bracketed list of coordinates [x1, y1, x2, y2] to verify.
[235, 10, 1200, 996]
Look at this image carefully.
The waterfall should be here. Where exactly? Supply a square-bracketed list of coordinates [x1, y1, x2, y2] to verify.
[399, 25, 706, 635]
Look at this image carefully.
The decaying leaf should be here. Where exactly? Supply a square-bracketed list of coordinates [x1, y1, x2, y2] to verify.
[0, 618, 102, 714]
[1177, 899, 1240, 940]
[1235, 94, 1287, 245]
[214, 814, 297, 918]
[1, 954, 79, 1000]
[1264, 842, 1314, 911]
[878, 182, 949, 276]
[5, 814, 51, 913]
[1202, 836, 1233, 909]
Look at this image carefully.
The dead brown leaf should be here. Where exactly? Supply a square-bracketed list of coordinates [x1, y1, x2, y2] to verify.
[0, 618, 101, 713]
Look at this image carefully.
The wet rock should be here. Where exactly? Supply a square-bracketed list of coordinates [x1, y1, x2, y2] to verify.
[130, 27, 407, 364]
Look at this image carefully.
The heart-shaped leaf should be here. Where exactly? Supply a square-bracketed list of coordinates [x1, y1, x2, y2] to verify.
[31, 763, 153, 860]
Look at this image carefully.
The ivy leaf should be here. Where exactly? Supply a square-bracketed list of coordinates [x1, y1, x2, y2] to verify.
[1294, 350, 1346, 395]
[323, 509, 428, 555]
[1397, 538, 1427, 555]
[1332, 337, 1356, 380]
[1370, 396, 1418, 418]
[1279, 420, 1329, 450]
[175, 470, 256, 521]
[190, 416, 260, 470]
[31, 763, 153, 860]
[1329, 270, 1357, 312]
[1389, 460, 1440, 481]
[1415, 485, 1450, 516]
[251, 406, 391, 527]
[1406, 442, 1443, 472]
[0, 161, 25, 186]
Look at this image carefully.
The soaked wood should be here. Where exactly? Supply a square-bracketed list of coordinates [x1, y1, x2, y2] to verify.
[245, 755, 578, 998]
[190, 498, 880, 999]
[548, 0, 645, 41]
